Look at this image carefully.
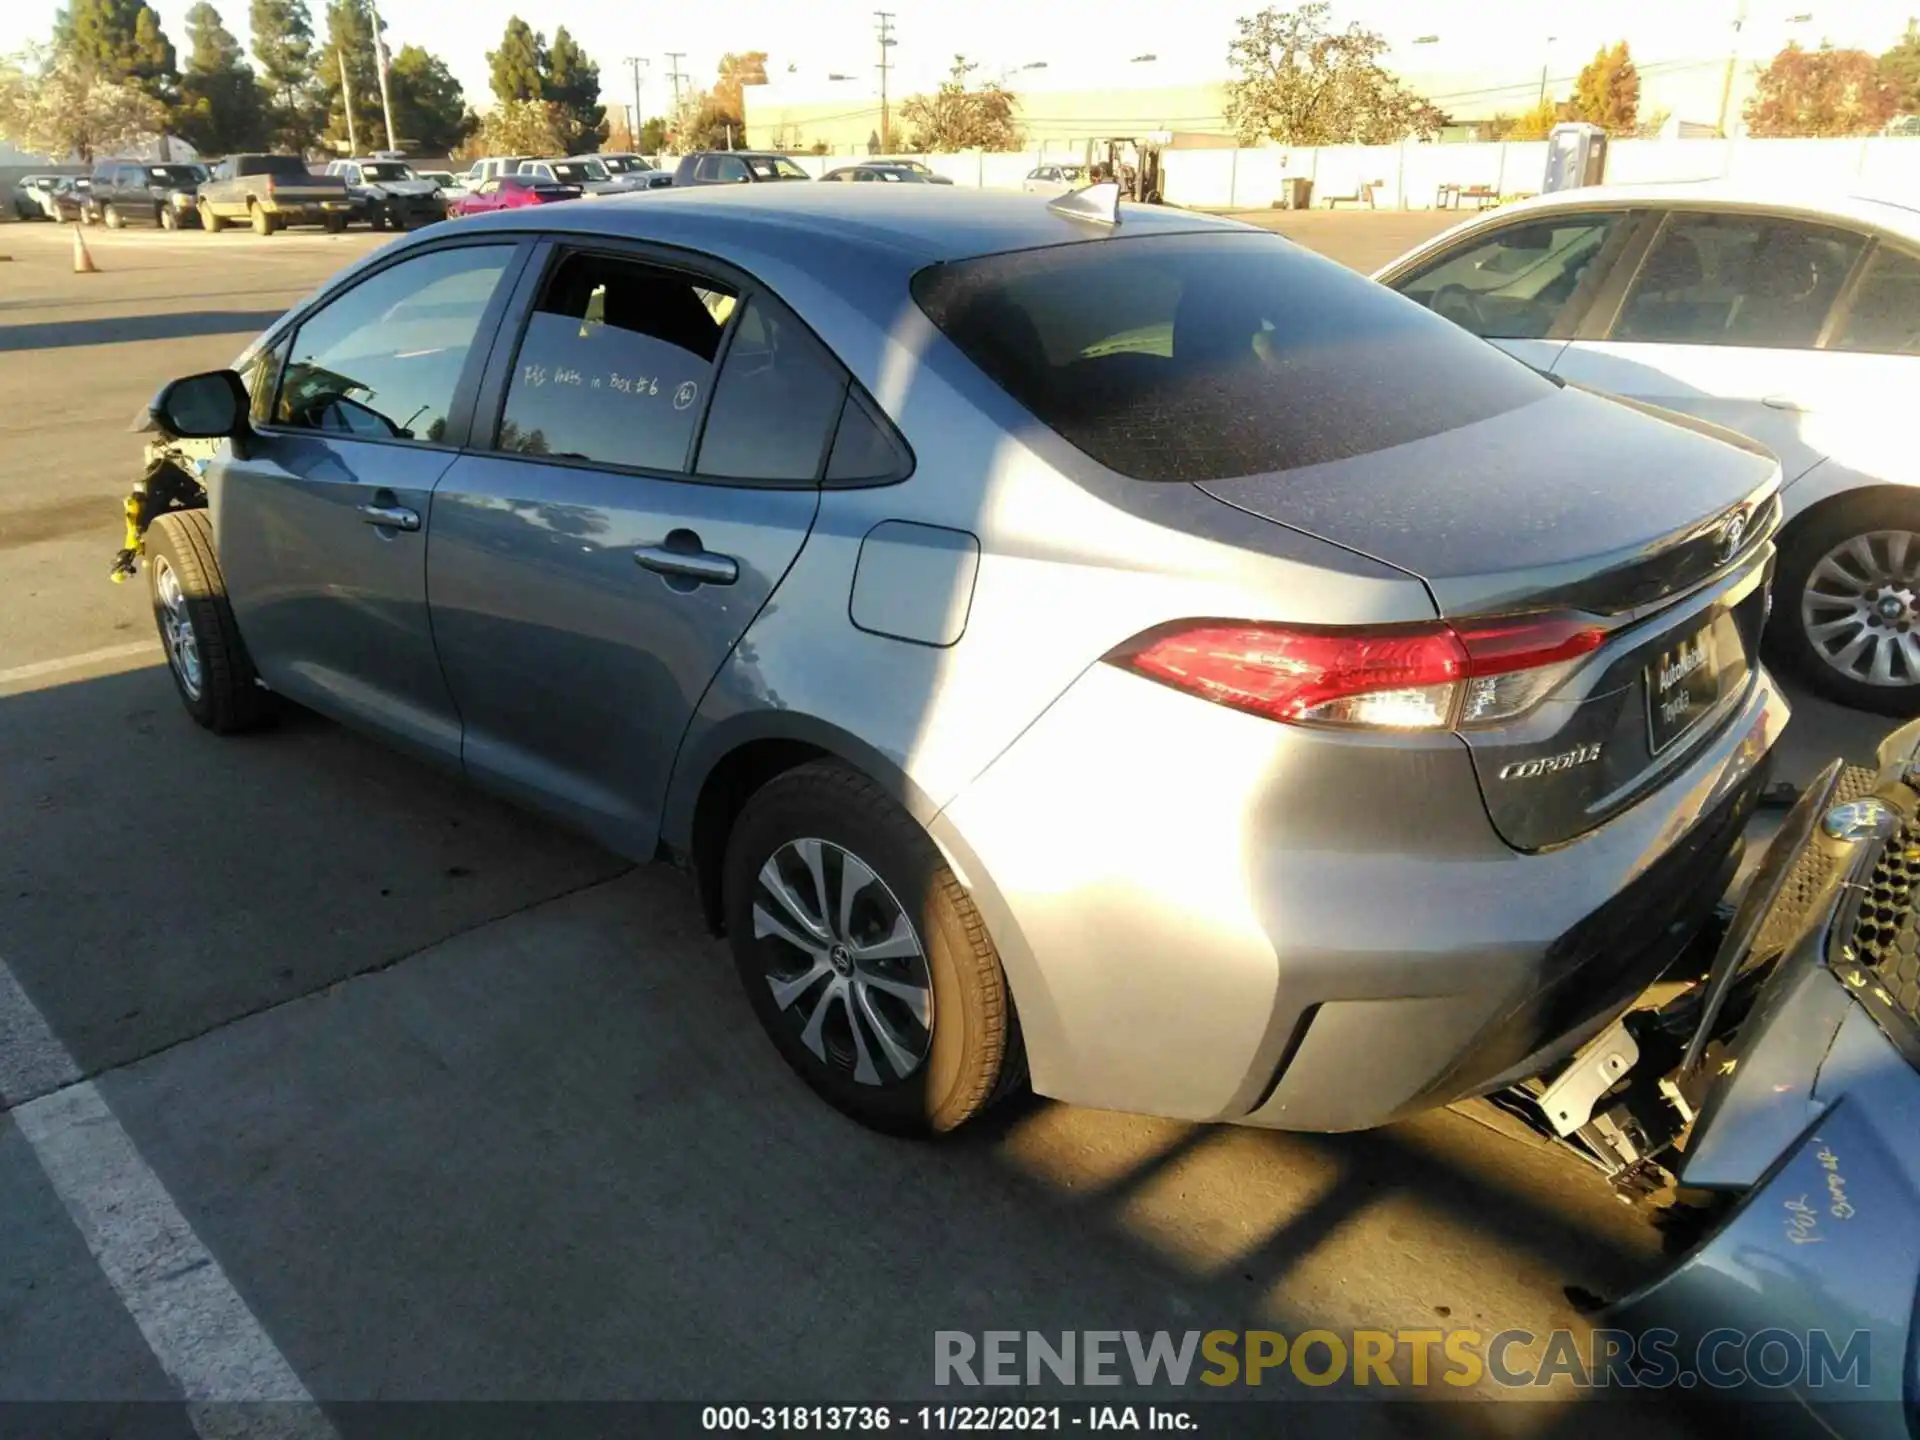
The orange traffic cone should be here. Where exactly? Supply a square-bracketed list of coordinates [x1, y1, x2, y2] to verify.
[72, 223, 98, 274]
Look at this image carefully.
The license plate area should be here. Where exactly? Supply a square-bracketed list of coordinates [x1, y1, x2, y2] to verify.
[1646, 624, 1719, 754]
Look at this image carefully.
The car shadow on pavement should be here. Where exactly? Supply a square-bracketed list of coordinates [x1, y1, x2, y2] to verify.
[0, 310, 287, 353]
[0, 665, 1698, 1436]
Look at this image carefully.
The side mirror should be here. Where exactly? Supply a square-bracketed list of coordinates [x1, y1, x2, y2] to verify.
[150, 369, 249, 443]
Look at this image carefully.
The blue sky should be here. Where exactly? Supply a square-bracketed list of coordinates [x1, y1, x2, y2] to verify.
[5, 0, 1915, 121]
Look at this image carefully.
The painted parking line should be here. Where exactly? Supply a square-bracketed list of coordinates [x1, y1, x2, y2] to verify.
[0, 640, 161, 688]
[1, 957, 338, 1435]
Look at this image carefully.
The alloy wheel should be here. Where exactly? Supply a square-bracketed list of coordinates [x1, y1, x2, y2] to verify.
[751, 837, 934, 1086]
[153, 557, 203, 700]
[1800, 529, 1920, 688]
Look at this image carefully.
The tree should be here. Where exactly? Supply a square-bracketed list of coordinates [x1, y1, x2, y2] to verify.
[250, 0, 321, 152]
[1571, 41, 1639, 132]
[1224, 3, 1447, 144]
[387, 44, 472, 153]
[678, 90, 747, 150]
[67, 0, 177, 95]
[714, 50, 768, 121]
[1745, 44, 1895, 136]
[477, 96, 565, 155]
[0, 45, 167, 162]
[898, 55, 1020, 151]
[176, 3, 267, 154]
[488, 16, 546, 106]
[1881, 23, 1920, 116]
[318, 0, 383, 150]
[544, 26, 605, 152]
[1504, 96, 1565, 141]
[637, 115, 668, 153]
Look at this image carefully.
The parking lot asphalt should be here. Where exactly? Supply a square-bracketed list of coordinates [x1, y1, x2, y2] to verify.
[0, 212, 1892, 1433]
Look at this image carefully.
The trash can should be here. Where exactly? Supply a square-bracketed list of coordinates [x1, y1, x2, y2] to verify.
[1279, 177, 1314, 210]
[1543, 123, 1608, 194]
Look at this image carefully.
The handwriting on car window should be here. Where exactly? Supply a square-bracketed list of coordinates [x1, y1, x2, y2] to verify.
[521, 363, 676, 398]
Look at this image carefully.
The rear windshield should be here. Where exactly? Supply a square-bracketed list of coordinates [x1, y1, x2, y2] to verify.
[240, 155, 313, 178]
[910, 230, 1552, 482]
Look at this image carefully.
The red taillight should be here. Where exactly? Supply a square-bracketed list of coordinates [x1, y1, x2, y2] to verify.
[1109, 616, 1607, 731]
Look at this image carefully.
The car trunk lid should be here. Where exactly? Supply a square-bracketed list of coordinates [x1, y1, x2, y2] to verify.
[1198, 386, 1782, 850]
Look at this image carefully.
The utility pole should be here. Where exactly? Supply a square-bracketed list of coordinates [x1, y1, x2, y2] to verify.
[1536, 34, 1556, 108]
[337, 46, 359, 156]
[666, 51, 687, 130]
[369, 1, 397, 152]
[624, 55, 649, 149]
[875, 11, 895, 152]
[1717, 0, 1749, 137]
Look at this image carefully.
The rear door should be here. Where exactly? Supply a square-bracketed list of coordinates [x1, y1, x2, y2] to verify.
[1550, 209, 1870, 484]
[426, 243, 846, 857]
[213, 238, 527, 763]
[1382, 207, 1641, 372]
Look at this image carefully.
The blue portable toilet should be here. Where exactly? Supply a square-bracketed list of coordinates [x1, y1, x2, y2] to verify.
[1543, 122, 1608, 193]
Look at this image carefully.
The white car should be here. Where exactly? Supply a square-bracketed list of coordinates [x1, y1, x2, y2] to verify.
[1378, 183, 1920, 714]
[1021, 163, 1087, 197]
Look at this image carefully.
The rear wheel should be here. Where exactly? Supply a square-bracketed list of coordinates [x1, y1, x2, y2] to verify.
[103, 203, 123, 229]
[1770, 494, 1920, 716]
[723, 761, 1023, 1136]
[144, 511, 274, 734]
[324, 213, 347, 233]
[249, 204, 277, 236]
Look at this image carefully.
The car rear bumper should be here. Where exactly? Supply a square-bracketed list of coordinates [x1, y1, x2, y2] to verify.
[263, 199, 354, 220]
[933, 658, 1787, 1131]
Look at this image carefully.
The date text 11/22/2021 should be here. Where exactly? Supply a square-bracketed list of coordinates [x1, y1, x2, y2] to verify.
[701, 1407, 1195, 1432]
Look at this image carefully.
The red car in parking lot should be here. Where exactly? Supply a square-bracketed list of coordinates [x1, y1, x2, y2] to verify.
[449, 175, 583, 216]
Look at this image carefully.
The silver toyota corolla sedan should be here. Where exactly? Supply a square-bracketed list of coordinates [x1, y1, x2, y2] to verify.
[128, 185, 1789, 1137]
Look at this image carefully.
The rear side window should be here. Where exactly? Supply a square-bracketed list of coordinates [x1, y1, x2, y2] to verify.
[1832, 245, 1920, 354]
[495, 252, 734, 471]
[694, 297, 848, 482]
[911, 231, 1552, 483]
[1612, 213, 1865, 349]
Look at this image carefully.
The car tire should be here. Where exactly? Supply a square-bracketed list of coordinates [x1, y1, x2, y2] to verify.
[103, 203, 123, 229]
[1769, 494, 1920, 717]
[722, 760, 1025, 1136]
[368, 209, 387, 232]
[325, 214, 347, 233]
[159, 204, 178, 230]
[250, 204, 277, 236]
[200, 201, 224, 232]
[144, 510, 274, 735]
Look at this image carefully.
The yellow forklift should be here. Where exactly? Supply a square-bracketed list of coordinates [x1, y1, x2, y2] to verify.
[1084, 134, 1168, 204]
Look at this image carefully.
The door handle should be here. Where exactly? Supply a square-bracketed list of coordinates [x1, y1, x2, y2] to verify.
[634, 542, 738, 586]
[359, 503, 420, 531]
[1762, 394, 1807, 412]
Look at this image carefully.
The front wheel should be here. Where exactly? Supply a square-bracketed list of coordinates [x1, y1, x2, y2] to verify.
[1770, 495, 1920, 716]
[324, 214, 347, 233]
[159, 204, 178, 230]
[144, 511, 274, 734]
[200, 202, 225, 232]
[103, 203, 123, 229]
[723, 761, 1024, 1136]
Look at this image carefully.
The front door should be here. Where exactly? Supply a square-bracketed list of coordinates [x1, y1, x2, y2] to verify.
[427, 248, 851, 856]
[212, 240, 522, 762]
[1550, 210, 1872, 484]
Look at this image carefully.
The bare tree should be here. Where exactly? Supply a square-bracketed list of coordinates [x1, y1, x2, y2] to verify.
[898, 56, 1019, 152]
[0, 44, 167, 162]
[1224, 3, 1447, 145]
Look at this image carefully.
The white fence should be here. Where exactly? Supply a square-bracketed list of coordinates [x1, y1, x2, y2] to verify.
[777, 135, 1919, 209]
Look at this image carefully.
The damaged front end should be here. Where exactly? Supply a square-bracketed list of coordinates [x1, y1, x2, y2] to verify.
[1500, 722, 1920, 1432]
[109, 438, 209, 583]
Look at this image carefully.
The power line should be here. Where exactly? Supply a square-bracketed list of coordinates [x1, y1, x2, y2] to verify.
[875, 11, 895, 150]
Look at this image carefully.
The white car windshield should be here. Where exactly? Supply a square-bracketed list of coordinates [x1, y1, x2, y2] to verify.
[361, 163, 413, 181]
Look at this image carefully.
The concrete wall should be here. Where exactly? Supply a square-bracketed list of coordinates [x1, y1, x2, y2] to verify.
[691, 135, 1915, 208]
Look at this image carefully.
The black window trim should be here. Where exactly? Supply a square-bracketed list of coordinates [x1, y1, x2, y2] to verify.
[252, 233, 536, 454]
[1590, 202, 1882, 351]
[468, 233, 914, 492]
[1814, 235, 1920, 354]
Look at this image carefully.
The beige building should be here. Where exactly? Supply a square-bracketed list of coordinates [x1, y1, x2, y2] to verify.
[744, 76, 1233, 155]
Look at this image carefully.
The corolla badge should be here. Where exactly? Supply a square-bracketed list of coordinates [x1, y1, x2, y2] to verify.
[1822, 798, 1900, 841]
[1498, 742, 1603, 781]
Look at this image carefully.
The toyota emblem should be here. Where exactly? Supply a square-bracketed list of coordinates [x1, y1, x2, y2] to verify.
[1717, 510, 1747, 564]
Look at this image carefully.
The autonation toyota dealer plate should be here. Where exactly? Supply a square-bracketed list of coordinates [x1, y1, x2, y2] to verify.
[1648, 624, 1719, 754]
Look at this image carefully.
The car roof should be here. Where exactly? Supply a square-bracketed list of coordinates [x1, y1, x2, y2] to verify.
[448, 182, 1249, 269]
[1469, 181, 1919, 240]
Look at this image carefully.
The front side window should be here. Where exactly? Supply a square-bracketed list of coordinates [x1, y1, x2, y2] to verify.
[694, 297, 848, 482]
[273, 245, 511, 444]
[1392, 214, 1621, 340]
[1830, 244, 1920, 355]
[747, 156, 809, 181]
[913, 230, 1552, 483]
[495, 253, 734, 471]
[1612, 212, 1865, 349]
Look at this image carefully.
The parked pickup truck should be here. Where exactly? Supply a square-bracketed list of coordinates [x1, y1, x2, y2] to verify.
[196, 155, 353, 234]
